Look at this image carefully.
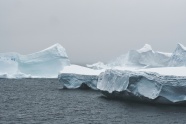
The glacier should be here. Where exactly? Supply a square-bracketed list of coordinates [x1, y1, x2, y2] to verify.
[0, 43, 70, 78]
[97, 69, 186, 104]
[58, 65, 104, 89]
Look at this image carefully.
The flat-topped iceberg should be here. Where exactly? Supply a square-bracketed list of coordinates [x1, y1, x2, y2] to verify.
[58, 65, 104, 89]
[97, 69, 186, 104]
[0, 43, 70, 78]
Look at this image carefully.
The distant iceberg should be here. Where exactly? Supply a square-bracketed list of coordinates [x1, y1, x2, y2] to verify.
[168, 43, 186, 66]
[87, 62, 107, 70]
[0, 43, 70, 78]
[88, 43, 186, 69]
[88, 44, 172, 69]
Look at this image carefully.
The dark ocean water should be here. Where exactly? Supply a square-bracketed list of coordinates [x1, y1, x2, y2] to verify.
[1, 79, 186, 124]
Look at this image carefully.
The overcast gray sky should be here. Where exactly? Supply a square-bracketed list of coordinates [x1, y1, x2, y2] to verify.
[0, 0, 186, 64]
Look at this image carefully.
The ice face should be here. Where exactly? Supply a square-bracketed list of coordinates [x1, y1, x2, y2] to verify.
[0, 43, 70, 78]
[58, 65, 104, 89]
[18, 43, 70, 77]
[168, 43, 186, 66]
[98, 70, 130, 93]
[127, 76, 162, 99]
[59, 73, 98, 90]
[0, 53, 19, 74]
[98, 69, 186, 104]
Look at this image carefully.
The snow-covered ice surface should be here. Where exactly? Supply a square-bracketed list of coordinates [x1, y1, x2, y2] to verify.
[97, 69, 186, 104]
[0, 43, 70, 78]
[140, 67, 186, 76]
[61, 65, 103, 75]
[58, 65, 104, 90]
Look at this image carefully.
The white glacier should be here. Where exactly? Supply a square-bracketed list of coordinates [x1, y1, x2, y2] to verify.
[0, 43, 70, 78]
[58, 65, 104, 89]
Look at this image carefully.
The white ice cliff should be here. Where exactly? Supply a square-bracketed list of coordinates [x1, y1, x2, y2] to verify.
[97, 69, 186, 104]
[58, 65, 104, 89]
[0, 43, 70, 78]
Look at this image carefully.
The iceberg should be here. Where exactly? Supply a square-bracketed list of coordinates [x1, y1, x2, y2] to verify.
[108, 44, 172, 68]
[0, 53, 19, 74]
[18, 43, 70, 77]
[58, 65, 104, 89]
[86, 62, 108, 70]
[97, 69, 186, 104]
[58, 43, 186, 93]
[88, 44, 172, 70]
[168, 43, 186, 67]
[0, 43, 70, 78]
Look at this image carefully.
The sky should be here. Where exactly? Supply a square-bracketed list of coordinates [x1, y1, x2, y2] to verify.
[0, 0, 186, 64]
